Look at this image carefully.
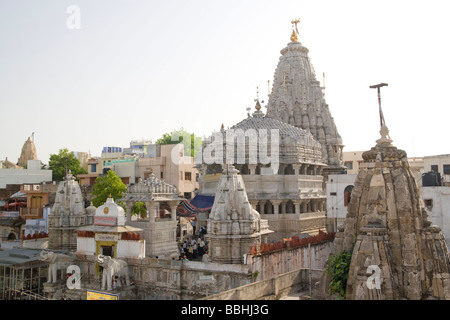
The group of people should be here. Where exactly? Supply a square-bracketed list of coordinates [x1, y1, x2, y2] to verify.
[179, 225, 208, 261]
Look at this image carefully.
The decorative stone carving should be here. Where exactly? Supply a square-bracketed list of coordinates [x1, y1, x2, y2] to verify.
[40, 250, 72, 283]
[265, 31, 344, 172]
[316, 124, 450, 300]
[97, 254, 130, 291]
[207, 165, 272, 264]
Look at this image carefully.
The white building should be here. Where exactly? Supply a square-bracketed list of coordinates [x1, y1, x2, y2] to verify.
[326, 173, 357, 232]
[423, 154, 450, 186]
[421, 186, 450, 244]
[0, 160, 52, 189]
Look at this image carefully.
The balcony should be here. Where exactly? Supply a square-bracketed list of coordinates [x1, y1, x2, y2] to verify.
[19, 208, 44, 219]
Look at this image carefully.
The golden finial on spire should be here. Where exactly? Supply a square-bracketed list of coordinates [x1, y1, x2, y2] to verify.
[290, 18, 300, 42]
[254, 86, 261, 110]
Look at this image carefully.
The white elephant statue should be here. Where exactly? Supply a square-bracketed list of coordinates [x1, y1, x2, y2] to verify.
[97, 255, 130, 291]
[40, 250, 72, 283]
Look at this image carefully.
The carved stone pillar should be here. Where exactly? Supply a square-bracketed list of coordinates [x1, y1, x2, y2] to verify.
[270, 200, 282, 216]
[145, 201, 158, 222]
[169, 200, 179, 221]
[125, 201, 134, 223]
[258, 200, 266, 214]
[292, 164, 301, 175]
[301, 200, 309, 213]
[281, 202, 287, 214]
[302, 164, 310, 175]
[293, 200, 301, 214]
[248, 164, 257, 175]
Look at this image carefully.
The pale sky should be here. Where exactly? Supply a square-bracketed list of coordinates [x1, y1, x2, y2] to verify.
[1, 0, 449, 164]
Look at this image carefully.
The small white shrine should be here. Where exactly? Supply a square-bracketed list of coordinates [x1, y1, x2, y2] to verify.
[76, 196, 145, 259]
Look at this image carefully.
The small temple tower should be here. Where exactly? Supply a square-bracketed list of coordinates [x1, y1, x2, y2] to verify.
[120, 172, 184, 259]
[265, 20, 345, 173]
[48, 171, 88, 251]
[17, 135, 38, 168]
[207, 164, 272, 264]
[316, 123, 450, 299]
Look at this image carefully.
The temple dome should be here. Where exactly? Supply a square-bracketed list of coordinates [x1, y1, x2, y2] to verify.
[221, 104, 324, 165]
[231, 108, 320, 147]
[95, 197, 125, 226]
[86, 202, 97, 215]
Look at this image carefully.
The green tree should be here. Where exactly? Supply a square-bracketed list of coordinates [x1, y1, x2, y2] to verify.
[156, 127, 202, 158]
[48, 148, 87, 182]
[324, 242, 355, 300]
[91, 170, 127, 207]
[132, 202, 147, 218]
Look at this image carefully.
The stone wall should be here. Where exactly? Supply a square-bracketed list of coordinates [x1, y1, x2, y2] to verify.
[247, 240, 332, 282]
[73, 254, 253, 300]
[202, 268, 324, 300]
[69, 238, 332, 300]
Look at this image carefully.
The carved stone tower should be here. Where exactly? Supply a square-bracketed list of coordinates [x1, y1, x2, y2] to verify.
[17, 136, 38, 168]
[207, 165, 272, 264]
[265, 21, 345, 173]
[48, 171, 87, 251]
[316, 124, 450, 299]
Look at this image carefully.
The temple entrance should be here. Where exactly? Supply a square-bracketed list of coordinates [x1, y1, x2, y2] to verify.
[95, 241, 117, 274]
[101, 246, 113, 257]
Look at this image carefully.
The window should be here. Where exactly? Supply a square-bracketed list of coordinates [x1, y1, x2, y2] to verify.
[344, 185, 354, 206]
[424, 199, 433, 210]
[431, 165, 439, 173]
[443, 164, 450, 175]
[90, 164, 97, 173]
[196, 173, 199, 182]
[185, 172, 192, 181]
[344, 161, 353, 170]
[160, 171, 164, 179]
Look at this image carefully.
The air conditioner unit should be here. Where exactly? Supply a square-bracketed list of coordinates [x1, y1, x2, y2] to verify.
[33, 185, 40, 191]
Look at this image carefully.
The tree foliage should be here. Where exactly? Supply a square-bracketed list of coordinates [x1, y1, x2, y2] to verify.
[48, 148, 87, 182]
[91, 170, 127, 207]
[325, 245, 354, 300]
[131, 202, 147, 218]
[156, 127, 202, 158]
